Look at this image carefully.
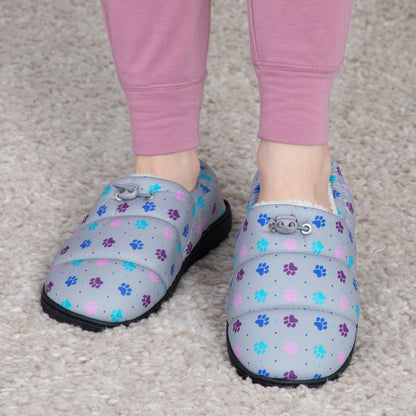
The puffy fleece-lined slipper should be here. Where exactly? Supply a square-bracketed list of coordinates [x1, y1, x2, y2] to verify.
[41, 161, 232, 331]
[226, 158, 359, 386]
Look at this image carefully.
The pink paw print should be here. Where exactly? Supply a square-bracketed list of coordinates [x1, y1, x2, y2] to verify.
[175, 190, 186, 201]
[233, 294, 242, 307]
[284, 289, 298, 303]
[110, 219, 122, 228]
[71, 229, 80, 238]
[338, 351, 346, 364]
[198, 219, 207, 235]
[234, 346, 242, 359]
[150, 271, 159, 282]
[335, 246, 344, 259]
[240, 245, 247, 258]
[284, 341, 298, 355]
[84, 301, 97, 315]
[284, 238, 298, 251]
[163, 227, 174, 239]
[339, 296, 349, 310]
[52, 264, 61, 272]
[96, 259, 109, 267]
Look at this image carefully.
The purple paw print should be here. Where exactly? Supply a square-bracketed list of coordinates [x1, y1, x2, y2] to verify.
[283, 263, 298, 276]
[236, 268, 245, 281]
[243, 219, 248, 232]
[185, 242, 192, 256]
[142, 294, 151, 308]
[45, 282, 54, 293]
[117, 202, 129, 213]
[102, 238, 116, 248]
[60, 246, 69, 255]
[82, 214, 89, 224]
[168, 209, 180, 220]
[155, 249, 167, 261]
[233, 320, 242, 333]
[336, 221, 344, 233]
[337, 270, 346, 283]
[212, 203, 216, 215]
[89, 277, 104, 288]
[283, 370, 297, 380]
[337, 166, 342, 176]
[339, 323, 349, 337]
[346, 202, 354, 214]
[283, 314, 298, 328]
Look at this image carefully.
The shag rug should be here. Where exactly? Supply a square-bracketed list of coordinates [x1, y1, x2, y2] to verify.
[1, 1, 415, 415]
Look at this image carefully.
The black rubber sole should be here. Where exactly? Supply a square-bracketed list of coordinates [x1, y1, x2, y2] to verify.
[41, 200, 232, 332]
[226, 324, 355, 387]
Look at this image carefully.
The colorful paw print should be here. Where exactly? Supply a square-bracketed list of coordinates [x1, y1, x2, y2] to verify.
[116, 202, 129, 213]
[283, 314, 298, 328]
[102, 238, 116, 248]
[313, 265, 327, 278]
[197, 196, 205, 208]
[135, 220, 149, 229]
[168, 209, 180, 220]
[183, 224, 189, 237]
[65, 275, 78, 287]
[284, 341, 298, 355]
[142, 295, 151, 308]
[339, 296, 349, 310]
[89, 277, 103, 288]
[111, 309, 123, 322]
[118, 283, 132, 296]
[162, 227, 174, 239]
[72, 260, 84, 266]
[314, 317, 328, 331]
[148, 183, 161, 194]
[123, 262, 137, 271]
[339, 323, 349, 337]
[256, 262, 270, 276]
[130, 239, 144, 250]
[348, 256, 354, 269]
[45, 282, 53, 293]
[254, 289, 268, 303]
[200, 184, 211, 193]
[61, 299, 72, 310]
[102, 185, 111, 195]
[313, 345, 326, 359]
[312, 241, 324, 254]
[283, 289, 298, 303]
[258, 369, 270, 377]
[233, 320, 242, 333]
[236, 268, 245, 281]
[142, 201, 156, 212]
[283, 262, 298, 276]
[155, 249, 167, 261]
[84, 301, 97, 315]
[257, 213, 271, 226]
[336, 221, 344, 233]
[337, 270, 347, 283]
[233, 294, 242, 307]
[170, 264, 175, 276]
[283, 370, 297, 380]
[80, 239, 92, 249]
[254, 341, 268, 355]
[255, 314, 270, 327]
[312, 215, 326, 228]
[313, 291, 326, 305]
[256, 238, 269, 252]
[96, 205, 107, 216]
[88, 222, 98, 231]
[284, 238, 297, 251]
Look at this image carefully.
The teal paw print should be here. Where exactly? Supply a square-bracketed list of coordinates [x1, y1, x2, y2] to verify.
[123, 262, 136, 271]
[191, 204, 196, 217]
[254, 289, 268, 303]
[355, 304, 360, 317]
[72, 260, 84, 266]
[348, 256, 354, 269]
[329, 175, 336, 183]
[135, 220, 149, 230]
[312, 241, 324, 254]
[197, 196, 205, 208]
[257, 238, 269, 252]
[313, 291, 326, 305]
[61, 299, 71, 309]
[177, 242, 181, 254]
[148, 183, 161, 194]
[198, 173, 211, 181]
[88, 222, 98, 230]
[111, 309, 123, 322]
[254, 341, 268, 355]
[313, 345, 326, 359]
[102, 185, 111, 195]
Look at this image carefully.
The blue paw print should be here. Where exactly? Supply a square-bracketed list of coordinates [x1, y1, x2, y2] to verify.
[313, 374, 322, 379]
[111, 309, 123, 322]
[61, 299, 72, 309]
[148, 183, 161, 194]
[72, 260, 84, 266]
[313, 291, 326, 305]
[88, 222, 98, 230]
[312, 215, 326, 228]
[200, 184, 211, 193]
[349, 231, 354, 243]
[254, 289, 268, 303]
[313, 265, 327, 278]
[118, 283, 132, 296]
[183, 224, 189, 237]
[313, 345, 326, 359]
[253, 184, 260, 194]
[65, 275, 78, 287]
[197, 196, 205, 208]
[130, 239, 144, 250]
[102, 185, 111, 195]
[255, 314, 270, 327]
[312, 241, 324, 254]
[254, 341, 268, 354]
[135, 220, 149, 229]
[333, 190, 340, 198]
[257, 238, 269, 252]
[314, 317, 328, 331]
[122, 262, 136, 271]
[97, 205, 107, 216]
[258, 369, 270, 377]
[142, 201, 156, 212]
[353, 278, 358, 291]
[256, 262, 270, 276]
[170, 263, 175, 276]
[257, 213, 271, 226]
[80, 239, 92, 249]
[348, 256, 354, 269]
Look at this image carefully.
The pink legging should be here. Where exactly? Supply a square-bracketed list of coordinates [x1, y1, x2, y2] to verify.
[101, 0, 352, 155]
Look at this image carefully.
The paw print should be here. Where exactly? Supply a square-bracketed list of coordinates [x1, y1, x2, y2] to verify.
[118, 283, 132, 296]
[80, 239, 92, 249]
[333, 190, 340, 199]
[142, 201, 156, 212]
[283, 263, 298, 276]
[339, 296, 349, 310]
[168, 209, 180, 220]
[61, 299, 72, 310]
[256, 238, 269, 252]
[102, 238, 116, 248]
[337, 270, 346, 283]
[96, 205, 107, 216]
[142, 295, 151, 308]
[122, 262, 137, 271]
[81, 214, 89, 224]
[338, 351, 346, 364]
[313, 374, 322, 379]
[177, 242, 181, 254]
[150, 271, 159, 282]
[355, 304, 360, 317]
[116, 202, 129, 213]
[257, 213, 271, 226]
[233, 294, 242, 307]
[314, 317, 328, 331]
[313, 291, 326, 305]
[254, 341, 268, 355]
[45, 282, 54, 293]
[256, 262, 270, 276]
[283, 314, 298, 328]
[191, 204, 196, 217]
[339, 323, 349, 337]
[234, 346, 242, 359]
[111, 309, 123, 322]
[284, 238, 297, 251]
[162, 228, 174, 239]
[197, 196, 205, 208]
[236, 268, 245, 281]
[349, 231, 354, 243]
[335, 246, 344, 259]
[96, 259, 109, 267]
[89, 277, 103, 288]
[65, 275, 78, 287]
[155, 249, 167, 261]
[353, 278, 358, 291]
[346, 202, 354, 214]
[185, 242, 192, 256]
[135, 220, 149, 229]
[130, 239, 144, 250]
[233, 320, 242, 333]
[102, 185, 111, 195]
[183, 224, 189, 237]
[312, 241, 324, 254]
[243, 219, 248, 232]
[313, 265, 327, 278]
[348, 256, 354, 269]
[170, 263, 175, 276]
[60, 246, 69, 255]
[312, 215, 326, 228]
[254, 289, 268, 303]
[258, 369, 270, 377]
[283, 289, 298, 303]
[255, 314, 270, 328]
[336, 221, 344, 233]
[148, 183, 161, 194]
[84, 301, 97, 315]
[284, 341, 298, 355]
[72, 260, 84, 266]
[283, 370, 297, 380]
[200, 183, 211, 193]
[110, 219, 122, 228]
[198, 173, 211, 181]
[88, 222, 98, 231]
[313, 345, 326, 359]
[240, 244, 248, 258]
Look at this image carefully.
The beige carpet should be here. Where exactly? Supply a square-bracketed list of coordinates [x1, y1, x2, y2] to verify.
[1, 1, 416, 415]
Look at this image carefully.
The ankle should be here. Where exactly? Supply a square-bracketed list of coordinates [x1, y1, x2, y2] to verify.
[135, 149, 200, 192]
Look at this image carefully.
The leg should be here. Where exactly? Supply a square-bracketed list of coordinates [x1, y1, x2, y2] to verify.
[101, 0, 212, 190]
[248, 0, 353, 210]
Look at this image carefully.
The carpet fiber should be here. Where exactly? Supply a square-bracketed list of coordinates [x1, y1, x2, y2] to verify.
[1, 1, 415, 415]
